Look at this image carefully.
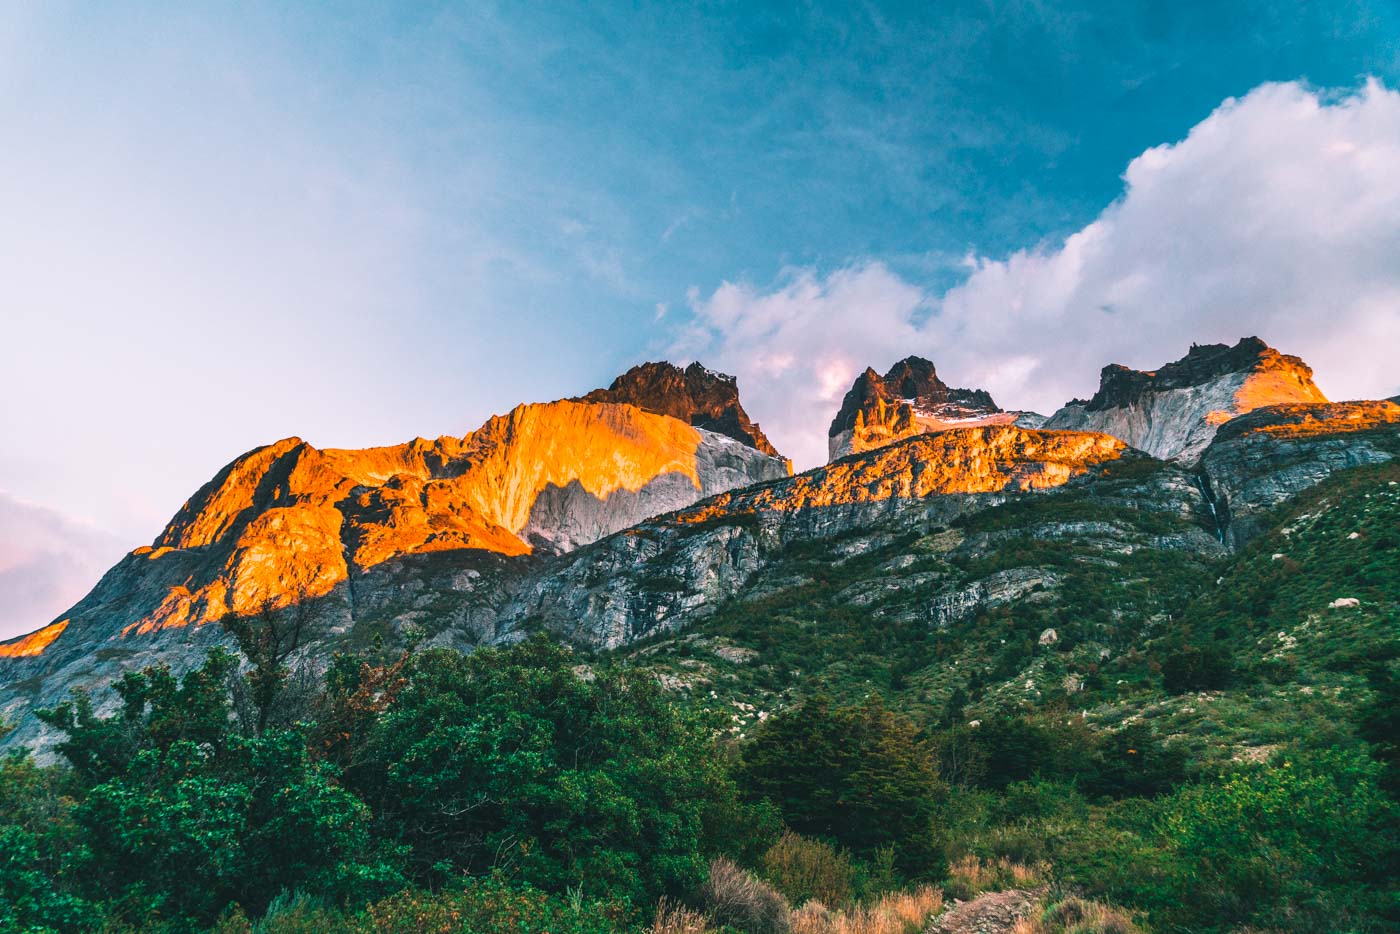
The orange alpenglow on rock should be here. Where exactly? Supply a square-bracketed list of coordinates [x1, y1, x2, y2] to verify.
[1044, 337, 1329, 462]
[0, 619, 69, 658]
[23, 367, 791, 642]
[1211, 400, 1400, 442]
[827, 357, 1036, 461]
[680, 425, 1126, 522]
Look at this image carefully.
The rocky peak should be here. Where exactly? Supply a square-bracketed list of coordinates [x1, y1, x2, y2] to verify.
[578, 361, 783, 460]
[827, 356, 1019, 461]
[1045, 337, 1328, 462]
[1084, 337, 1316, 412]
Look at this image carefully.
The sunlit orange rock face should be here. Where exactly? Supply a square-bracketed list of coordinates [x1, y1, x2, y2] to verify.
[0, 620, 69, 658]
[680, 425, 1126, 523]
[1212, 400, 1400, 442]
[1045, 337, 1327, 462]
[74, 397, 788, 639]
[827, 357, 1032, 461]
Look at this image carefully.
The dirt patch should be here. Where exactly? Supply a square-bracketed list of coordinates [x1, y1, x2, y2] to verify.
[927, 888, 1044, 934]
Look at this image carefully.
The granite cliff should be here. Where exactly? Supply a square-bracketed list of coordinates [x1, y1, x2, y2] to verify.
[1044, 338, 1327, 462]
[827, 357, 1039, 461]
[3, 345, 1397, 759]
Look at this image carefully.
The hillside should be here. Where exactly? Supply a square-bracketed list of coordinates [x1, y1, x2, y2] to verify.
[2, 347, 1397, 933]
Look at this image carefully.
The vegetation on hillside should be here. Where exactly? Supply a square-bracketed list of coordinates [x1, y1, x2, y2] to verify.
[2, 463, 1397, 932]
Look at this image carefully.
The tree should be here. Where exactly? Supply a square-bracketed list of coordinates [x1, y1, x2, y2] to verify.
[223, 597, 319, 736]
[343, 636, 756, 906]
[38, 650, 402, 926]
[740, 695, 947, 878]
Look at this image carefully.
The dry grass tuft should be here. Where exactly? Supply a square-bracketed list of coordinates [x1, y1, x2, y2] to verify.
[651, 897, 712, 934]
[699, 858, 792, 934]
[943, 855, 1047, 901]
[1011, 895, 1142, 934]
[789, 885, 943, 934]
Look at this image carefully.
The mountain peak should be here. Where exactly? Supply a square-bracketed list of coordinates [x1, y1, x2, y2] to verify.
[1046, 337, 1327, 461]
[1084, 337, 1313, 412]
[827, 357, 1020, 460]
[578, 361, 783, 459]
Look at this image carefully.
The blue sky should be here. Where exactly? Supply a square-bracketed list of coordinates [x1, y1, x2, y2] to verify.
[3, 1, 1400, 636]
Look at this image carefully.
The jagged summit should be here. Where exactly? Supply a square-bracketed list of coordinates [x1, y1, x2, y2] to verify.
[578, 361, 784, 460]
[1045, 337, 1327, 462]
[1082, 337, 1316, 411]
[0, 373, 790, 683]
[827, 356, 1032, 461]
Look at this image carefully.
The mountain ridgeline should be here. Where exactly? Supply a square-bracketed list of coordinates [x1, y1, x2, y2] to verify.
[2, 342, 1398, 760]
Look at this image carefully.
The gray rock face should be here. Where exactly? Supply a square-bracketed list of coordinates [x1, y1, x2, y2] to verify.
[1198, 401, 1400, 546]
[521, 429, 791, 553]
[1044, 338, 1327, 462]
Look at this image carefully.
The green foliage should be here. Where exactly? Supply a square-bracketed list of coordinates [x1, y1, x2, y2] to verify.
[740, 695, 946, 878]
[38, 652, 402, 929]
[358, 875, 632, 934]
[760, 830, 854, 908]
[1158, 749, 1399, 931]
[346, 635, 757, 906]
[0, 751, 96, 933]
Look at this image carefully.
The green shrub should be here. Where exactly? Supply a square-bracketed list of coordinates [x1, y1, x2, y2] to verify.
[740, 695, 946, 879]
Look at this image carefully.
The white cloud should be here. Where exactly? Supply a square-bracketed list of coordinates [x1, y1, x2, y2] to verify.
[677, 80, 1400, 469]
[0, 494, 127, 641]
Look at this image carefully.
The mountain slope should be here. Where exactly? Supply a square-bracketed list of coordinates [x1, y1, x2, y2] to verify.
[1044, 337, 1327, 462]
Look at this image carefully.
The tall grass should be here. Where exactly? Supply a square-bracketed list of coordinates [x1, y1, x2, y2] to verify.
[789, 886, 943, 934]
[942, 855, 1046, 901]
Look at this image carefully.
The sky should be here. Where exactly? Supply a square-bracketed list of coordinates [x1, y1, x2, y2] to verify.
[2, 1, 1400, 638]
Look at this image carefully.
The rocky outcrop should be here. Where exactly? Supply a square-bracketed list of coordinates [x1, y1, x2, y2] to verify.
[512, 426, 1132, 648]
[0, 371, 791, 751]
[579, 361, 785, 461]
[1045, 338, 1328, 463]
[828, 357, 1023, 460]
[1199, 400, 1400, 546]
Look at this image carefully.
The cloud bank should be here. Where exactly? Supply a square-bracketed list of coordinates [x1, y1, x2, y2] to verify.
[676, 80, 1400, 469]
[0, 494, 127, 641]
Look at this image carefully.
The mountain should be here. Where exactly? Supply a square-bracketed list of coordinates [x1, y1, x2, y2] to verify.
[2, 344, 1396, 761]
[1043, 337, 1327, 462]
[579, 361, 785, 462]
[827, 357, 1041, 461]
[0, 368, 790, 749]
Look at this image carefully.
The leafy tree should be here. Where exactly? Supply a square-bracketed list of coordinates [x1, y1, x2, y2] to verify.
[0, 747, 95, 932]
[740, 695, 946, 878]
[222, 598, 318, 737]
[344, 636, 755, 906]
[38, 651, 401, 927]
[1161, 640, 1233, 694]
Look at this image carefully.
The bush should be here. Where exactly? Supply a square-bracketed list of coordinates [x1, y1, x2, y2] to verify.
[1158, 749, 1398, 931]
[347, 636, 757, 905]
[360, 876, 631, 934]
[741, 696, 946, 878]
[762, 831, 854, 908]
[699, 858, 791, 934]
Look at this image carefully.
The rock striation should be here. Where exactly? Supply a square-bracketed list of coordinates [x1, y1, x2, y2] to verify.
[1199, 400, 1400, 545]
[1044, 338, 1327, 462]
[827, 357, 1031, 461]
[0, 370, 790, 750]
[514, 425, 1133, 648]
[579, 361, 785, 462]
